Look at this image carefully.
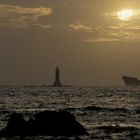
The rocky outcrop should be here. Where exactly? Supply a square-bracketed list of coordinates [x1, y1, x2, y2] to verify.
[0, 110, 87, 138]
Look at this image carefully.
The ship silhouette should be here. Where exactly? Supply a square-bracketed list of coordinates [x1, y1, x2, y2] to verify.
[122, 75, 140, 86]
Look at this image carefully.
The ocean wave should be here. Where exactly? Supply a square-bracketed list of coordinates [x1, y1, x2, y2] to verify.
[96, 125, 140, 133]
[84, 105, 130, 112]
[65, 106, 130, 112]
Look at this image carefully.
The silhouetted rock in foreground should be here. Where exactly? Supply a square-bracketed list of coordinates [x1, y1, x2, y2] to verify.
[0, 110, 87, 138]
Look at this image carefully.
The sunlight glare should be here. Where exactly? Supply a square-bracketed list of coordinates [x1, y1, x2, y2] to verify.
[117, 9, 133, 20]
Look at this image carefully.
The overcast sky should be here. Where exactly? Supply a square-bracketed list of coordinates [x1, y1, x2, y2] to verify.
[0, 0, 140, 85]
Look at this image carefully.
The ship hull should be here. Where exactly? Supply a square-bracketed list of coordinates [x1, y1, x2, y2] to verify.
[122, 76, 140, 86]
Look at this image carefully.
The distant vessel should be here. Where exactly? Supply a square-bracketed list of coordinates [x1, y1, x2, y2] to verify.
[122, 76, 140, 86]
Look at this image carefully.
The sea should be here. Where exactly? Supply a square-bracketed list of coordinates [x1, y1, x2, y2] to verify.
[0, 86, 139, 140]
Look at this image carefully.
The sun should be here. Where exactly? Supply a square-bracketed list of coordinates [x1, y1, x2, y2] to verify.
[117, 9, 133, 20]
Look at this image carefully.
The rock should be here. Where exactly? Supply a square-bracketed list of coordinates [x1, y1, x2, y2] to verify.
[0, 110, 87, 138]
[0, 113, 26, 137]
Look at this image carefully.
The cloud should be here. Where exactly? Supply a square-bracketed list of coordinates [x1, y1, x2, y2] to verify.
[84, 29, 140, 43]
[106, 9, 140, 20]
[85, 38, 120, 43]
[107, 23, 140, 42]
[0, 4, 52, 28]
[89, 8, 140, 44]
[34, 23, 53, 29]
[109, 25, 140, 31]
[68, 22, 93, 32]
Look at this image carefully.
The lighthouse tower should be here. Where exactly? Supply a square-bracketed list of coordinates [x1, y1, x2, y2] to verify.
[53, 66, 62, 86]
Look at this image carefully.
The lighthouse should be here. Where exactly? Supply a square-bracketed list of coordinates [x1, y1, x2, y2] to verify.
[53, 66, 62, 86]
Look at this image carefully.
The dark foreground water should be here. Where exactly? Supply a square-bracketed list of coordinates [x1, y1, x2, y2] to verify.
[0, 86, 139, 140]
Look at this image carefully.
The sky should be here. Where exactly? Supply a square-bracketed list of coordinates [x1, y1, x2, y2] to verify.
[0, 0, 140, 86]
